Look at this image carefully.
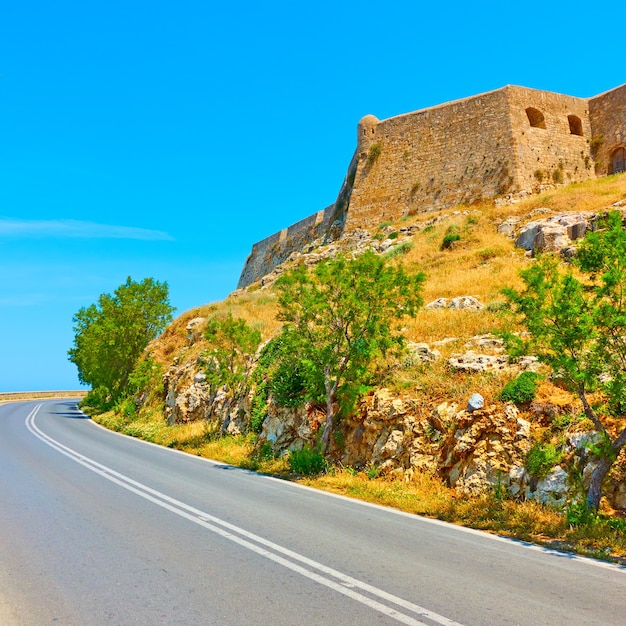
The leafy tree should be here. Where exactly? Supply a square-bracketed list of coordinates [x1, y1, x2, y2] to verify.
[68, 277, 174, 409]
[203, 313, 262, 432]
[275, 250, 425, 453]
[503, 211, 626, 510]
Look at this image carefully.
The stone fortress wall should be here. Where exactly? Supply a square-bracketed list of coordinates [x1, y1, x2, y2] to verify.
[237, 207, 334, 289]
[238, 83, 626, 288]
[589, 83, 626, 175]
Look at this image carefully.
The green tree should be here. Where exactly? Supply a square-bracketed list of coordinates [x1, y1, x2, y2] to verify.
[203, 313, 262, 432]
[68, 277, 174, 408]
[275, 250, 425, 454]
[503, 211, 626, 510]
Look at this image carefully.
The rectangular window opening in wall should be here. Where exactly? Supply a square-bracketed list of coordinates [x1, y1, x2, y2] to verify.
[568, 115, 584, 136]
[526, 107, 546, 129]
[612, 148, 625, 174]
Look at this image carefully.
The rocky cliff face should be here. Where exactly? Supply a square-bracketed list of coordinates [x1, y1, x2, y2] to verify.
[144, 193, 626, 511]
[158, 338, 626, 509]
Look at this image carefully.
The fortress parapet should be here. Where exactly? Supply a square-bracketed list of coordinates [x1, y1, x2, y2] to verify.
[238, 83, 626, 288]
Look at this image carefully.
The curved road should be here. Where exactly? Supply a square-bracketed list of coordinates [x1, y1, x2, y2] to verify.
[0, 400, 624, 625]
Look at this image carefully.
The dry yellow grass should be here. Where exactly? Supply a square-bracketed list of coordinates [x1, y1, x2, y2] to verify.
[155, 173, 626, 371]
[91, 173, 626, 564]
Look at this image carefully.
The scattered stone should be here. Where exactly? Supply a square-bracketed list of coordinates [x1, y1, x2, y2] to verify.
[405, 342, 441, 365]
[448, 351, 509, 373]
[497, 217, 521, 236]
[516, 355, 541, 372]
[378, 239, 396, 252]
[465, 334, 504, 352]
[425, 298, 449, 309]
[467, 393, 484, 412]
[448, 296, 485, 310]
[529, 466, 570, 508]
[186, 317, 206, 344]
[425, 296, 485, 310]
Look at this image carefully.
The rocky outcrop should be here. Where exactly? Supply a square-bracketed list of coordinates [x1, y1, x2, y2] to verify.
[253, 384, 626, 508]
[258, 388, 534, 497]
[426, 296, 485, 310]
[499, 203, 626, 258]
[162, 358, 249, 435]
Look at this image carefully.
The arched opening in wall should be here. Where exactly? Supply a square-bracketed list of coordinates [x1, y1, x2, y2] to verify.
[611, 147, 626, 174]
[526, 107, 546, 129]
[568, 115, 584, 136]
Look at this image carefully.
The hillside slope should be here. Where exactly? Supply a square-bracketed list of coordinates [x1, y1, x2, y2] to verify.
[134, 174, 626, 510]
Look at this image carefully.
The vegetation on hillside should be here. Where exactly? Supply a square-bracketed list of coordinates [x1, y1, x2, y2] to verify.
[275, 250, 425, 452]
[69, 276, 174, 411]
[504, 211, 626, 510]
[86, 173, 626, 561]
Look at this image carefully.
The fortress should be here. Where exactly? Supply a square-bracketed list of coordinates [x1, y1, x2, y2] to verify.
[238, 83, 626, 288]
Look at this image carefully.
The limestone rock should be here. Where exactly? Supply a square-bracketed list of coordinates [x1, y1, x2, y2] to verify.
[449, 296, 485, 310]
[405, 342, 441, 365]
[425, 298, 449, 309]
[258, 401, 320, 453]
[529, 466, 569, 508]
[497, 217, 522, 236]
[467, 393, 484, 412]
[448, 351, 509, 373]
[513, 211, 601, 256]
[425, 296, 485, 310]
[186, 317, 206, 344]
[465, 334, 504, 352]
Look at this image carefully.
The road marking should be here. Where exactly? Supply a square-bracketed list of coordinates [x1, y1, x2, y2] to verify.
[26, 404, 464, 626]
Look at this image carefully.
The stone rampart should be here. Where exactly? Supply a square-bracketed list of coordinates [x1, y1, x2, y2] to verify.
[344, 87, 515, 232]
[238, 208, 331, 288]
[508, 85, 594, 189]
[238, 82, 626, 287]
[589, 83, 626, 175]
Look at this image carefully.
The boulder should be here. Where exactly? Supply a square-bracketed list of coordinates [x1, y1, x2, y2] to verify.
[405, 342, 441, 365]
[512, 211, 597, 256]
[425, 296, 485, 310]
[448, 296, 485, 310]
[529, 466, 570, 508]
[467, 393, 484, 412]
[186, 317, 206, 344]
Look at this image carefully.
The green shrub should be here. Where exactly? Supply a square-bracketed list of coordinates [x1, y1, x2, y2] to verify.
[525, 442, 563, 479]
[128, 356, 163, 397]
[388, 231, 399, 240]
[368, 143, 382, 164]
[499, 372, 540, 404]
[80, 386, 112, 414]
[441, 233, 461, 250]
[270, 358, 307, 407]
[115, 397, 137, 419]
[288, 446, 327, 475]
[249, 380, 269, 433]
[382, 241, 414, 260]
[486, 300, 508, 312]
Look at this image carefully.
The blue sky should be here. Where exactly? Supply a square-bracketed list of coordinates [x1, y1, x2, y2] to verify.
[0, 1, 622, 391]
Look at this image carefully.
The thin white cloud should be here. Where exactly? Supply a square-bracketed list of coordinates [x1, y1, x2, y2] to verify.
[0, 219, 173, 241]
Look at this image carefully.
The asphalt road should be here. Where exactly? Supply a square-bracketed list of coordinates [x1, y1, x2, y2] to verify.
[1, 400, 624, 625]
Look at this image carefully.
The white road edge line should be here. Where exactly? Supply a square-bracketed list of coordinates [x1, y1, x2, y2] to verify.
[79, 400, 626, 574]
[26, 404, 465, 626]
